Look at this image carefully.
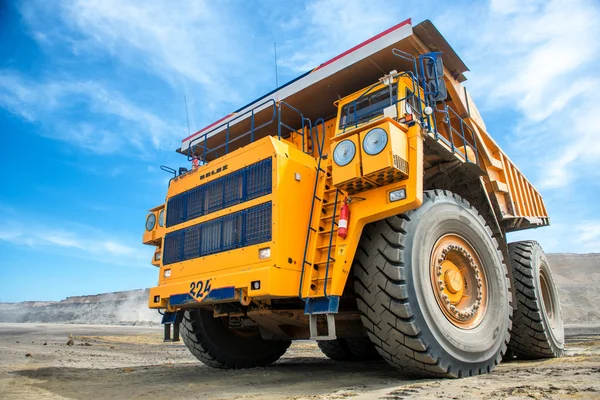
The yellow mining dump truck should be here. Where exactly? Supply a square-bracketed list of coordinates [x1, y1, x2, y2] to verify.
[142, 19, 563, 378]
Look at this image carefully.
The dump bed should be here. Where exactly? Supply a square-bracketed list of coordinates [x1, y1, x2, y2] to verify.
[181, 19, 548, 233]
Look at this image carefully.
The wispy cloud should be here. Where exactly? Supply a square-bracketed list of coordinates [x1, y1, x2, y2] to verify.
[438, 0, 600, 189]
[0, 213, 150, 268]
[19, 0, 273, 112]
[276, 0, 399, 72]
[0, 71, 181, 154]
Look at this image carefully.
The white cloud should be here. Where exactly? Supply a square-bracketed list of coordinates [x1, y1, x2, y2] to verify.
[0, 216, 150, 268]
[0, 71, 181, 154]
[277, 0, 399, 72]
[19, 0, 271, 111]
[441, 0, 600, 189]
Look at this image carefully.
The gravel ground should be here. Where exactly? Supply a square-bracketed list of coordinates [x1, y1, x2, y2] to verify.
[0, 323, 599, 399]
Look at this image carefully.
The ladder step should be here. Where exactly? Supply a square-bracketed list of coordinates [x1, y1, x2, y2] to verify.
[316, 243, 335, 250]
[320, 213, 339, 221]
[314, 257, 336, 265]
[320, 227, 338, 235]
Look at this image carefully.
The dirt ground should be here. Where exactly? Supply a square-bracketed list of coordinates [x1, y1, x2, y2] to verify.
[0, 323, 599, 399]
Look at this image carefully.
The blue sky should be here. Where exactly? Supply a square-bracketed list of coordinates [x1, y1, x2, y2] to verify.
[1, 0, 599, 302]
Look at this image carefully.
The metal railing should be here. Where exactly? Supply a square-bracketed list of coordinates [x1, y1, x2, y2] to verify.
[187, 100, 313, 162]
[436, 104, 479, 164]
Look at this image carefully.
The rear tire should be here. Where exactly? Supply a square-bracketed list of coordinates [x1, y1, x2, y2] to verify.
[317, 338, 381, 361]
[353, 190, 512, 378]
[507, 241, 564, 359]
[180, 308, 291, 368]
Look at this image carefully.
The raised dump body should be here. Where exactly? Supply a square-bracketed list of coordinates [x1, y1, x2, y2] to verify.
[142, 18, 563, 378]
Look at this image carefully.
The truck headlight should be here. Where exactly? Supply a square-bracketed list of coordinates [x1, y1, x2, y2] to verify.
[145, 213, 156, 231]
[158, 209, 165, 227]
[363, 128, 388, 155]
[333, 140, 356, 166]
[259, 247, 271, 259]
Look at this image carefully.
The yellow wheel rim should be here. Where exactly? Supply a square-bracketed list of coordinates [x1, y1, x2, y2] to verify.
[430, 234, 487, 329]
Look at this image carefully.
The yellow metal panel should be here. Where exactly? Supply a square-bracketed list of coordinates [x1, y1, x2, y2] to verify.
[149, 135, 319, 306]
[360, 121, 408, 180]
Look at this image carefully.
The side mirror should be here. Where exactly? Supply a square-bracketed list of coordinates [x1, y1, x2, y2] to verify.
[427, 79, 447, 102]
[425, 57, 444, 80]
[420, 52, 447, 102]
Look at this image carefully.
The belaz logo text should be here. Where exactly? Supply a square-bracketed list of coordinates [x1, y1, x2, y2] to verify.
[199, 165, 228, 180]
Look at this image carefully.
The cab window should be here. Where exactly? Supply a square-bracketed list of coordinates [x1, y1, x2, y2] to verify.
[339, 84, 397, 131]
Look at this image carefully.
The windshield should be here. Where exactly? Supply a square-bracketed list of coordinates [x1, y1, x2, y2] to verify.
[339, 83, 397, 131]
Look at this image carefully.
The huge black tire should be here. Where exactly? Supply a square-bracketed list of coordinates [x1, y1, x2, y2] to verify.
[507, 241, 564, 359]
[180, 308, 291, 368]
[353, 190, 512, 378]
[317, 338, 381, 361]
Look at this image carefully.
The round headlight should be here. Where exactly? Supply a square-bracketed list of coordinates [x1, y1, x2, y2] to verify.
[158, 209, 165, 227]
[145, 213, 156, 231]
[363, 128, 388, 155]
[333, 140, 356, 166]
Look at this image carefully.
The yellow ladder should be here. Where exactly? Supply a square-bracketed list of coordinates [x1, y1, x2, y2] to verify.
[300, 160, 343, 299]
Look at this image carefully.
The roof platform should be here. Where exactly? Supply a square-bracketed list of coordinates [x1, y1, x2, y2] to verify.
[180, 19, 469, 160]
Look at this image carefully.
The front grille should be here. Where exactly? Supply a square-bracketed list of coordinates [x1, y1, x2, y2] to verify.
[163, 202, 272, 265]
[166, 158, 272, 227]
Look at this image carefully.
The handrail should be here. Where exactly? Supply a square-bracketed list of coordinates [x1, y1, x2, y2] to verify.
[339, 89, 422, 133]
[187, 99, 277, 162]
[187, 99, 315, 163]
[160, 165, 177, 177]
[312, 118, 326, 157]
[441, 105, 479, 164]
[160, 165, 177, 186]
[278, 101, 312, 154]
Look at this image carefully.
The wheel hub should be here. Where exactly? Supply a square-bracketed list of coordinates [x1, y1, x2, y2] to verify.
[443, 263, 463, 294]
[430, 234, 487, 329]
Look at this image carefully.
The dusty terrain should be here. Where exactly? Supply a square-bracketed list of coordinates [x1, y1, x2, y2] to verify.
[0, 323, 599, 399]
[0, 252, 599, 399]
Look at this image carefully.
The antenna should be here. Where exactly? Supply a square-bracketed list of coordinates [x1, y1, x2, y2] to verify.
[184, 95, 191, 136]
[274, 42, 279, 90]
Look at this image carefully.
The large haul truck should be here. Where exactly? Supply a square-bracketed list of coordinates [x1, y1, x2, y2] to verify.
[142, 19, 564, 378]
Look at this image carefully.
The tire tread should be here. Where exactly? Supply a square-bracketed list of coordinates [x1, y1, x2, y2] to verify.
[507, 241, 564, 359]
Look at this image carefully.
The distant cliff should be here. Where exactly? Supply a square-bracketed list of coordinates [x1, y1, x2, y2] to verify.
[546, 253, 600, 325]
[0, 254, 598, 325]
[0, 289, 160, 325]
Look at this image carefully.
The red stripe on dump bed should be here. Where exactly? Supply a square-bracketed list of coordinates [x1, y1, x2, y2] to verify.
[313, 18, 412, 71]
[182, 113, 235, 142]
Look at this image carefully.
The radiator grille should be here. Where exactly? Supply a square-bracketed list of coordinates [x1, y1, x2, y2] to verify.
[166, 158, 272, 227]
[163, 202, 272, 265]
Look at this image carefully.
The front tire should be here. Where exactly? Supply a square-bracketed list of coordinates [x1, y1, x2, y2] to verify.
[180, 308, 291, 368]
[507, 241, 564, 359]
[353, 190, 512, 378]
